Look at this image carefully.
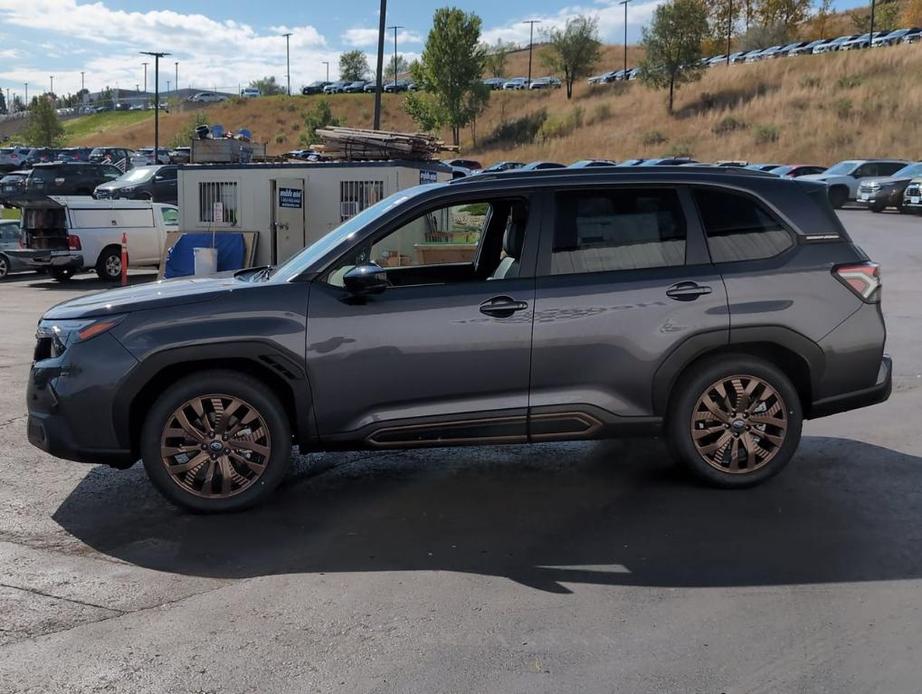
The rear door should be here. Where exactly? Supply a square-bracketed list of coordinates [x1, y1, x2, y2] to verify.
[271, 178, 306, 263]
[529, 185, 729, 432]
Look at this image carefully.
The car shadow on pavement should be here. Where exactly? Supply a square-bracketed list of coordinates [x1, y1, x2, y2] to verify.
[53, 435, 922, 594]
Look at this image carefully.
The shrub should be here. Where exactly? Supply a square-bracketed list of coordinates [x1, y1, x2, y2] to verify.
[799, 75, 821, 89]
[836, 74, 863, 90]
[300, 98, 343, 145]
[274, 132, 286, 144]
[711, 116, 747, 136]
[537, 106, 583, 142]
[833, 97, 853, 120]
[587, 102, 612, 125]
[284, 100, 298, 112]
[482, 109, 547, 147]
[753, 124, 780, 144]
[641, 130, 668, 146]
[667, 142, 694, 158]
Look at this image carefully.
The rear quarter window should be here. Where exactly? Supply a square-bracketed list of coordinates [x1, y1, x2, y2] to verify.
[693, 188, 794, 263]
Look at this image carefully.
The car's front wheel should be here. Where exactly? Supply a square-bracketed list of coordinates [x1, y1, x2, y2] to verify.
[828, 186, 849, 209]
[667, 355, 803, 488]
[140, 371, 292, 512]
[0, 254, 9, 280]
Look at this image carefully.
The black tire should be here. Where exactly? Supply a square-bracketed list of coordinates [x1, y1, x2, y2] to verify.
[667, 355, 803, 488]
[869, 202, 885, 213]
[828, 186, 849, 209]
[140, 370, 292, 513]
[0, 254, 8, 280]
[95, 246, 122, 282]
[50, 267, 74, 281]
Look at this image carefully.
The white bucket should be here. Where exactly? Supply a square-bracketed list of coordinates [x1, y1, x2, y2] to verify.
[193, 247, 218, 276]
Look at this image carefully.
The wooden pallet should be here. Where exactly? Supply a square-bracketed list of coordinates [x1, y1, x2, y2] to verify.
[315, 127, 458, 160]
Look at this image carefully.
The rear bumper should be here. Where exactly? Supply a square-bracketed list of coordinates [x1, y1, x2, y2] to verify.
[6, 249, 84, 271]
[807, 355, 892, 418]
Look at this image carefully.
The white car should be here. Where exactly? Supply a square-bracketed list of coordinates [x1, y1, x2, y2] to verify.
[188, 92, 226, 103]
[130, 148, 172, 167]
[240, 87, 261, 98]
[10, 196, 179, 281]
[800, 160, 909, 208]
[502, 77, 528, 90]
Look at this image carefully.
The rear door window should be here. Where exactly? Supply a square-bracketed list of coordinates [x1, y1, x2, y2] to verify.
[693, 188, 794, 263]
[549, 187, 687, 275]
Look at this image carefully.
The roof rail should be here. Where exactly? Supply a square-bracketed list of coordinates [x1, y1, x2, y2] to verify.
[451, 165, 778, 184]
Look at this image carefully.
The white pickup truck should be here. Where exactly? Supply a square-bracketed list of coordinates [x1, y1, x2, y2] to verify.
[11, 196, 178, 281]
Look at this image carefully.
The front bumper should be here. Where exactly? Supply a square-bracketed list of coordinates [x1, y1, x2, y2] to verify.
[808, 355, 892, 418]
[26, 332, 139, 467]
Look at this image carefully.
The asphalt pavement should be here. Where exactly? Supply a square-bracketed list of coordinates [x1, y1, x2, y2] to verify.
[1, 210, 921, 693]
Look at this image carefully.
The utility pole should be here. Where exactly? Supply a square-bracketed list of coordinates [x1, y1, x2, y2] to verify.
[322, 61, 330, 81]
[142, 62, 148, 92]
[175, 62, 179, 94]
[167, 80, 171, 94]
[373, 0, 387, 129]
[141, 51, 170, 165]
[726, 0, 733, 66]
[523, 20, 540, 86]
[282, 32, 292, 96]
[869, 0, 877, 43]
[619, 0, 631, 76]
[24, 82, 28, 108]
[387, 25, 403, 89]
[49, 75, 54, 99]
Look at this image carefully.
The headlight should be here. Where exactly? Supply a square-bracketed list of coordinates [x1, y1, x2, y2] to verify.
[36, 316, 124, 359]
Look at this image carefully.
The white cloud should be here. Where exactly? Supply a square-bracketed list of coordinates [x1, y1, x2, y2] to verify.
[0, 0, 336, 93]
[342, 27, 421, 47]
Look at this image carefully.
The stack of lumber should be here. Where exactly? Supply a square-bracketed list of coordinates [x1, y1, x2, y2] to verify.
[315, 127, 457, 160]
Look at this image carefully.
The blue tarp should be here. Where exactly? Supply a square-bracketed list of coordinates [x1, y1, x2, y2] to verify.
[163, 233, 246, 279]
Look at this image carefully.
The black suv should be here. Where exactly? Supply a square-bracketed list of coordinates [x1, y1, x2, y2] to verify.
[22, 162, 123, 199]
[25, 168, 891, 512]
[93, 164, 178, 204]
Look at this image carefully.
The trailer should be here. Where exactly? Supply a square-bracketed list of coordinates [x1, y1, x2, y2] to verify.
[177, 160, 452, 266]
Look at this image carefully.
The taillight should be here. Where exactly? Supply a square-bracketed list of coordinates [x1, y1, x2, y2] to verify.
[67, 235, 81, 251]
[834, 262, 881, 302]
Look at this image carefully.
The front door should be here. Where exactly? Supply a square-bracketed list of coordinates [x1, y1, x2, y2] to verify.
[305, 195, 537, 446]
[272, 178, 306, 263]
[529, 185, 729, 430]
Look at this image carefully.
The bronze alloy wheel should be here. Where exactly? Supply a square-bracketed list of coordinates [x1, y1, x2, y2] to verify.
[690, 375, 788, 474]
[159, 394, 272, 499]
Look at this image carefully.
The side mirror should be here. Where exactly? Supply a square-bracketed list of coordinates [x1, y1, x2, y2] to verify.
[343, 263, 388, 295]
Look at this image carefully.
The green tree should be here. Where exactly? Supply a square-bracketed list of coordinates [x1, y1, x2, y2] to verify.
[483, 39, 511, 77]
[540, 16, 602, 99]
[248, 76, 285, 96]
[384, 54, 409, 80]
[852, 2, 898, 32]
[406, 8, 488, 146]
[339, 50, 370, 81]
[23, 96, 65, 146]
[300, 99, 342, 145]
[638, 0, 709, 114]
[756, 0, 813, 33]
[811, 0, 835, 40]
[0, 90, 6, 114]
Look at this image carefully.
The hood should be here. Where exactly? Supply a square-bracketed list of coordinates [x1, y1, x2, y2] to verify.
[859, 175, 911, 187]
[797, 173, 834, 182]
[42, 273, 253, 320]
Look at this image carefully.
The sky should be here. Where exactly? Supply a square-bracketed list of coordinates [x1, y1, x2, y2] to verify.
[0, 0, 869, 100]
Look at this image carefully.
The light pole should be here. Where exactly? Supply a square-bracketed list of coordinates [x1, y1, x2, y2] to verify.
[282, 32, 292, 96]
[387, 25, 404, 89]
[523, 20, 540, 86]
[140, 51, 170, 164]
[142, 62, 148, 92]
[167, 80, 171, 94]
[322, 61, 330, 81]
[726, 0, 733, 66]
[174, 62, 179, 93]
[619, 0, 631, 76]
[373, 0, 387, 129]
[869, 0, 877, 44]
[49, 75, 54, 99]
[24, 82, 28, 107]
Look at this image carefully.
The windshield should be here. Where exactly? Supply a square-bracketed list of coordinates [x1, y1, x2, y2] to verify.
[271, 186, 435, 282]
[892, 163, 922, 178]
[823, 161, 859, 175]
[769, 165, 792, 175]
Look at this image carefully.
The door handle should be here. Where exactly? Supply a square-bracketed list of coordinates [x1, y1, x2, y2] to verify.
[479, 295, 529, 317]
[666, 282, 712, 301]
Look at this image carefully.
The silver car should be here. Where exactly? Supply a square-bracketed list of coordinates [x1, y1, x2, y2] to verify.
[0, 219, 32, 280]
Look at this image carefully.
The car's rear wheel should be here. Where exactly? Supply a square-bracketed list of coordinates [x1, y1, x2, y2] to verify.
[140, 371, 292, 512]
[828, 186, 849, 209]
[0, 254, 8, 280]
[667, 355, 803, 488]
[95, 246, 122, 281]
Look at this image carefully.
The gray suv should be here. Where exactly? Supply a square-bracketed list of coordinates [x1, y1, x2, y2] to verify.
[25, 168, 891, 512]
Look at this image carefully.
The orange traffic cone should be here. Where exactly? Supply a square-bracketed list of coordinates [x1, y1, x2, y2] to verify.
[120, 232, 128, 287]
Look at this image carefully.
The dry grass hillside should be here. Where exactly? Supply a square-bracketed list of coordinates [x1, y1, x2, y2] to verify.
[69, 42, 922, 166]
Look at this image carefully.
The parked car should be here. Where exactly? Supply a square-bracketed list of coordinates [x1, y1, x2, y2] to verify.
[479, 161, 524, 173]
[23, 167, 892, 511]
[383, 79, 415, 93]
[745, 163, 783, 171]
[872, 27, 919, 46]
[0, 169, 30, 205]
[771, 41, 809, 57]
[588, 70, 618, 84]
[569, 160, 618, 168]
[615, 159, 646, 166]
[745, 46, 782, 62]
[239, 87, 261, 98]
[57, 147, 93, 163]
[342, 80, 367, 93]
[131, 148, 172, 167]
[10, 196, 178, 281]
[0, 146, 31, 172]
[188, 92, 226, 103]
[731, 49, 761, 63]
[19, 162, 123, 200]
[902, 28, 922, 43]
[520, 161, 565, 170]
[529, 77, 561, 89]
[94, 165, 178, 204]
[841, 31, 888, 50]
[89, 147, 133, 171]
[814, 35, 857, 53]
[855, 161, 922, 212]
[445, 159, 483, 171]
[789, 39, 827, 56]
[902, 178, 922, 212]
[323, 81, 351, 94]
[24, 148, 63, 167]
[502, 77, 529, 90]
[302, 81, 331, 95]
[767, 165, 827, 178]
[0, 219, 33, 280]
[362, 82, 380, 93]
[168, 147, 191, 164]
[639, 158, 699, 166]
[801, 159, 909, 208]
[482, 77, 506, 90]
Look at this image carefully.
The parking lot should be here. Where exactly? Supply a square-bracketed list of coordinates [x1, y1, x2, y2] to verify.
[0, 209, 920, 692]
